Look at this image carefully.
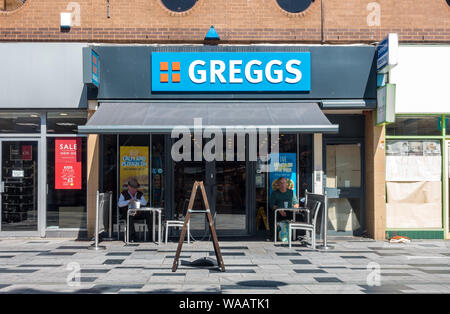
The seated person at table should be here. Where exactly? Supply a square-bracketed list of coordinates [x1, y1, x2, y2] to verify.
[118, 178, 149, 242]
[268, 177, 299, 240]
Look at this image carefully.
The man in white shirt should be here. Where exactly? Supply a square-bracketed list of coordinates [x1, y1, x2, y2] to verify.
[118, 178, 148, 242]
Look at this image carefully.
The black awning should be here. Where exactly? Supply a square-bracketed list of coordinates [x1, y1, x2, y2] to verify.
[78, 101, 338, 134]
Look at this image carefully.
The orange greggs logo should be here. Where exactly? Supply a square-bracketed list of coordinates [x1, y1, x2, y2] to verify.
[160, 61, 180, 83]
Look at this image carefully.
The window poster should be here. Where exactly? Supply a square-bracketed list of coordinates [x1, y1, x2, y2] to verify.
[119, 146, 149, 198]
[55, 138, 82, 189]
[269, 153, 297, 196]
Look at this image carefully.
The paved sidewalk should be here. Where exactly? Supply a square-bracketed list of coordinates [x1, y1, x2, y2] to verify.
[0, 237, 450, 294]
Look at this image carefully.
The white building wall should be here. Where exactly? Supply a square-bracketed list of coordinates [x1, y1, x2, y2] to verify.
[390, 45, 450, 114]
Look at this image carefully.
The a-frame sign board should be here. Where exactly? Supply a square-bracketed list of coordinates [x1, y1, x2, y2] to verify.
[172, 181, 225, 272]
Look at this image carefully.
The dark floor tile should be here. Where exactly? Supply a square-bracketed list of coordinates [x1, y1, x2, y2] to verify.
[106, 252, 132, 256]
[289, 259, 312, 265]
[319, 266, 347, 269]
[103, 259, 125, 265]
[116, 266, 145, 269]
[135, 249, 157, 252]
[237, 280, 287, 287]
[38, 252, 76, 256]
[209, 252, 245, 256]
[18, 264, 62, 268]
[221, 285, 278, 291]
[210, 269, 256, 273]
[27, 241, 49, 244]
[440, 253, 450, 256]
[0, 284, 10, 290]
[314, 277, 343, 283]
[340, 256, 367, 259]
[80, 269, 111, 274]
[0, 269, 38, 273]
[419, 244, 439, 248]
[294, 269, 327, 274]
[152, 273, 185, 276]
[275, 252, 301, 256]
[79, 277, 98, 283]
[56, 246, 89, 250]
[381, 273, 412, 276]
[221, 246, 249, 250]
[0, 256, 14, 258]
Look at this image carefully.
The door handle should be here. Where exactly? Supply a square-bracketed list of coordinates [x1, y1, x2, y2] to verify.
[0, 181, 4, 193]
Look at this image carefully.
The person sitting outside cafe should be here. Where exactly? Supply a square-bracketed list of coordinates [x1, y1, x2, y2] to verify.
[118, 178, 149, 242]
[268, 177, 299, 241]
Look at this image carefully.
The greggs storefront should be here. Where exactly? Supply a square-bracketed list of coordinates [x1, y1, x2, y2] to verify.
[79, 44, 382, 240]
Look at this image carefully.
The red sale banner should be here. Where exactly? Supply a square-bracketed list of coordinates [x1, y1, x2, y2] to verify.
[55, 138, 82, 189]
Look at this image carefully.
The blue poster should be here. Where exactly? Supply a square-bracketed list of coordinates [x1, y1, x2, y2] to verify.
[269, 153, 297, 197]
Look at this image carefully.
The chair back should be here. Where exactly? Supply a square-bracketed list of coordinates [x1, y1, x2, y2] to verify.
[304, 190, 326, 236]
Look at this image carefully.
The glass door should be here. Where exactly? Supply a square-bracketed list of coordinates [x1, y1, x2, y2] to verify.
[172, 134, 248, 237]
[1, 140, 39, 233]
[324, 141, 364, 236]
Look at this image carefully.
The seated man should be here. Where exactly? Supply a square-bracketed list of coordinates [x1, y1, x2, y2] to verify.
[268, 177, 299, 240]
[118, 178, 149, 242]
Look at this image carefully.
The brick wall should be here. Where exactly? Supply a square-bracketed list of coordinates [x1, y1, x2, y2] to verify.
[0, 0, 449, 43]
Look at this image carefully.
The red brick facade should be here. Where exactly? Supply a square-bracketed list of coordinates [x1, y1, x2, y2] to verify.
[1, 0, 449, 43]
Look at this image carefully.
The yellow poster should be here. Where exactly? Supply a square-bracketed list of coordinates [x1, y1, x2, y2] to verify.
[119, 146, 149, 199]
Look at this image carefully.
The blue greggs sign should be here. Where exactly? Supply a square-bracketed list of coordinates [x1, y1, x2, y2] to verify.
[151, 52, 311, 92]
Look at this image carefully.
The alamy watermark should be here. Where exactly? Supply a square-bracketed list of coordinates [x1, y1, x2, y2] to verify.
[170, 118, 280, 169]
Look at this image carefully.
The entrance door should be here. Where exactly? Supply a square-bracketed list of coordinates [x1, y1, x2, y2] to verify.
[0, 140, 39, 233]
[324, 140, 364, 236]
[172, 136, 248, 236]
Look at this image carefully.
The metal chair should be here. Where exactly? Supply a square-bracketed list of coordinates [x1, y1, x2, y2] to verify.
[288, 198, 322, 249]
[165, 198, 190, 244]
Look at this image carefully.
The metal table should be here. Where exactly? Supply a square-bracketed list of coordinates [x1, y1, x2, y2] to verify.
[274, 207, 309, 244]
[126, 207, 163, 245]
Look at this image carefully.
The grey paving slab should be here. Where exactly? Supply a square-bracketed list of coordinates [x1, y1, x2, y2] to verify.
[0, 238, 449, 293]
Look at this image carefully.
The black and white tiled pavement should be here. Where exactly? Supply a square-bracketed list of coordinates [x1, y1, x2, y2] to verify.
[0, 238, 450, 294]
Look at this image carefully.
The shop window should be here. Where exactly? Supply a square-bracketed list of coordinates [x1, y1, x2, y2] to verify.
[47, 111, 88, 134]
[46, 137, 87, 229]
[0, 112, 40, 133]
[0, 0, 26, 12]
[385, 140, 442, 229]
[161, 0, 197, 12]
[386, 116, 442, 136]
[276, 0, 314, 13]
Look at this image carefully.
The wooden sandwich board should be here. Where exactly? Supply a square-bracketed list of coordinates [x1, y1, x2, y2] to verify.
[172, 181, 225, 272]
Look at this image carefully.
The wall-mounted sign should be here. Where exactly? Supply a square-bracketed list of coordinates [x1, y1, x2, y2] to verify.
[376, 83, 396, 125]
[92, 50, 100, 87]
[12, 170, 24, 178]
[55, 138, 82, 189]
[377, 33, 398, 73]
[151, 52, 311, 92]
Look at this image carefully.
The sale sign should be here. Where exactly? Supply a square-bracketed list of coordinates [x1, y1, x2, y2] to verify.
[55, 138, 82, 189]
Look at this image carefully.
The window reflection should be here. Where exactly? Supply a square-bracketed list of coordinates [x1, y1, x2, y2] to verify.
[0, 112, 41, 133]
